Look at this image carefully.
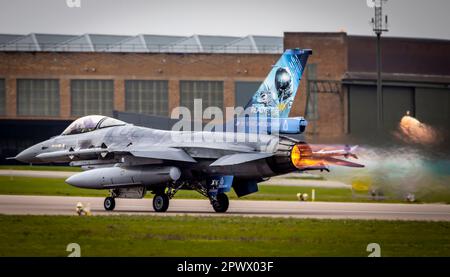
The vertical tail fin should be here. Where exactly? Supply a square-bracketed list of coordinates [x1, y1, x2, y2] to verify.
[244, 48, 312, 118]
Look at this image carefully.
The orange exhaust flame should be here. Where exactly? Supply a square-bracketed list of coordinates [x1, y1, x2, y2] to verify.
[291, 144, 325, 169]
[290, 143, 364, 169]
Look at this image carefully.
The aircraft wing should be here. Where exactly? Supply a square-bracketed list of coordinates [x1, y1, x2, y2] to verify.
[209, 152, 273, 166]
[129, 147, 197, 163]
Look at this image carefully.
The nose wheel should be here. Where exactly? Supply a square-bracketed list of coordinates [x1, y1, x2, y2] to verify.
[104, 196, 116, 211]
[153, 193, 169, 212]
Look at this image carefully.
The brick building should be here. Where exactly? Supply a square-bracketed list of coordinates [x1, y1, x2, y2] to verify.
[0, 32, 449, 161]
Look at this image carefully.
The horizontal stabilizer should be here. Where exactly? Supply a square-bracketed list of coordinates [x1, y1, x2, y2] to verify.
[210, 152, 273, 167]
[323, 157, 364, 168]
[314, 145, 359, 159]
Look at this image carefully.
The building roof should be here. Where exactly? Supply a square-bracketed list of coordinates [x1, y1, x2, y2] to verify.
[0, 33, 283, 54]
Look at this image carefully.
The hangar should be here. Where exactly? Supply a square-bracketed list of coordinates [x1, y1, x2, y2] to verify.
[0, 32, 449, 162]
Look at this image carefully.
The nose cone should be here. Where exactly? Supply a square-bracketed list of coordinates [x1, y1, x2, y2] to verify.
[15, 144, 43, 164]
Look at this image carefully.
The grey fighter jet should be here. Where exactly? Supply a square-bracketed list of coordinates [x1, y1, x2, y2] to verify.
[11, 49, 363, 213]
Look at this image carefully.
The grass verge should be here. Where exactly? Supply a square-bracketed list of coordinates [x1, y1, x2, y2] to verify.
[0, 165, 81, 172]
[0, 215, 449, 257]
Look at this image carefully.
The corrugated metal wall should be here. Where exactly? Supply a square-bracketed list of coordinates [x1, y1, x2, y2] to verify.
[415, 88, 450, 127]
[348, 85, 377, 134]
[348, 85, 449, 134]
[382, 86, 415, 130]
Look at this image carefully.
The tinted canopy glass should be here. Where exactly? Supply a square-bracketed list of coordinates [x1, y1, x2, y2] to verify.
[98, 117, 126, 129]
[62, 115, 125, 135]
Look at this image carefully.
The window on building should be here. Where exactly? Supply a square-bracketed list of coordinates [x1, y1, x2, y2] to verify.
[125, 80, 168, 116]
[180, 81, 223, 113]
[0, 79, 5, 116]
[234, 81, 261, 108]
[17, 79, 59, 116]
[71, 80, 114, 117]
[305, 63, 318, 120]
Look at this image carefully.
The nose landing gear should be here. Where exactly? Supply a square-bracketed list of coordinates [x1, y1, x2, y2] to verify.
[103, 196, 116, 211]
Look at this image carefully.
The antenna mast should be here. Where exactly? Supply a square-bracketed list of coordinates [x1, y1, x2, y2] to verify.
[369, 0, 389, 130]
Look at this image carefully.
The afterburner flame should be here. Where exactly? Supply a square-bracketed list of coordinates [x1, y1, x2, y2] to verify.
[291, 144, 323, 168]
[290, 143, 364, 169]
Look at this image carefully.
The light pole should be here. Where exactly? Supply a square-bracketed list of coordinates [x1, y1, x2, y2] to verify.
[369, 0, 389, 130]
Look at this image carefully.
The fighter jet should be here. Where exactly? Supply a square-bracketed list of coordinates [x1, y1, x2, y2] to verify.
[11, 49, 363, 213]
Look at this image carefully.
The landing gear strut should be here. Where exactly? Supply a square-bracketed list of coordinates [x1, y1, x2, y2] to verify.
[104, 196, 115, 211]
[212, 193, 229, 213]
[153, 193, 169, 212]
[150, 181, 230, 213]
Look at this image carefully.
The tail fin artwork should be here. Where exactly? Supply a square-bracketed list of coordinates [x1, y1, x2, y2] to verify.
[244, 48, 312, 118]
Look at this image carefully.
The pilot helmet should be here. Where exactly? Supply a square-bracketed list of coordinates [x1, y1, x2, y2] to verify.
[275, 67, 291, 94]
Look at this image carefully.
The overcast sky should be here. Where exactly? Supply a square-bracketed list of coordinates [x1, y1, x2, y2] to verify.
[0, 0, 449, 40]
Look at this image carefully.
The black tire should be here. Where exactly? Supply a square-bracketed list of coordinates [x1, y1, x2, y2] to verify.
[153, 194, 169, 212]
[212, 193, 229, 213]
[104, 197, 115, 211]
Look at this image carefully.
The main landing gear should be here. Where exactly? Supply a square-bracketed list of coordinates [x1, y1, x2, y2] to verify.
[152, 193, 169, 212]
[211, 193, 229, 213]
[150, 182, 230, 213]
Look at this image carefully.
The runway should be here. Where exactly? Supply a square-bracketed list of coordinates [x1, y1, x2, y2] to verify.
[0, 195, 449, 221]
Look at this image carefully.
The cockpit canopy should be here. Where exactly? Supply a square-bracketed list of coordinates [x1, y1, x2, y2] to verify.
[62, 115, 126, 135]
